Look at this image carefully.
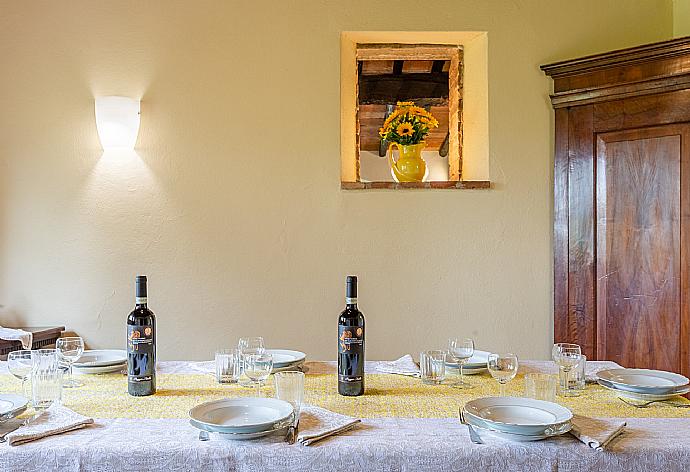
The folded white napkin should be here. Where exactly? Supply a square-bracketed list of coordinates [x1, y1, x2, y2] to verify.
[585, 361, 622, 383]
[6, 404, 94, 446]
[297, 405, 361, 446]
[376, 355, 420, 377]
[569, 414, 626, 451]
[0, 326, 32, 349]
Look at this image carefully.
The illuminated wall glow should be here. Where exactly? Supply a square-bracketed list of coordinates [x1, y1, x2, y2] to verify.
[94, 96, 140, 150]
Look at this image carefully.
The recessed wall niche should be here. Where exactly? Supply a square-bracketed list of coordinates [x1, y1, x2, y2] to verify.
[341, 32, 490, 190]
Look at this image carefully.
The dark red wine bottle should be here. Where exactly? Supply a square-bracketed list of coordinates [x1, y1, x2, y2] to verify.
[338, 275, 365, 396]
[127, 275, 156, 396]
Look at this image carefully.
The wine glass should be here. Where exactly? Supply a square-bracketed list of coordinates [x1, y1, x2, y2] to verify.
[553, 343, 582, 396]
[487, 352, 519, 396]
[448, 338, 475, 389]
[245, 353, 273, 397]
[238, 337, 265, 386]
[7, 350, 33, 397]
[56, 337, 85, 388]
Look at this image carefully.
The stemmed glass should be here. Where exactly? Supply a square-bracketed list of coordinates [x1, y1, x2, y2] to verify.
[552, 343, 582, 396]
[238, 337, 265, 386]
[245, 353, 273, 397]
[8, 350, 33, 397]
[56, 337, 85, 388]
[448, 338, 475, 389]
[487, 353, 519, 396]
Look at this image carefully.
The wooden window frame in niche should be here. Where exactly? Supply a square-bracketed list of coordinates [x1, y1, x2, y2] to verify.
[349, 43, 470, 189]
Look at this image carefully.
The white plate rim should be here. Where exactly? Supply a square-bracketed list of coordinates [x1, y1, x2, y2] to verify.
[189, 398, 294, 432]
[0, 394, 29, 416]
[464, 396, 573, 429]
[265, 349, 306, 366]
[598, 379, 690, 401]
[597, 368, 689, 392]
[74, 362, 126, 374]
[73, 349, 127, 367]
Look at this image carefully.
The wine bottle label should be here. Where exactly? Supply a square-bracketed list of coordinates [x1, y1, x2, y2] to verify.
[127, 324, 154, 381]
[338, 325, 364, 382]
[345, 297, 357, 305]
[135, 297, 148, 305]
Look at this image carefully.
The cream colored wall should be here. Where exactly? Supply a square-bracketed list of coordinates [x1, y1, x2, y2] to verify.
[0, 0, 673, 361]
[674, 0, 690, 36]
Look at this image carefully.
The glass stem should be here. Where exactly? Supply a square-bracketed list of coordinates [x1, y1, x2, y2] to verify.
[21, 377, 29, 398]
[459, 363, 464, 385]
[256, 381, 261, 397]
[499, 381, 506, 397]
[69, 362, 73, 384]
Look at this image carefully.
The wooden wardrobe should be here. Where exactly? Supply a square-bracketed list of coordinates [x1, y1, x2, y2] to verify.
[542, 37, 690, 376]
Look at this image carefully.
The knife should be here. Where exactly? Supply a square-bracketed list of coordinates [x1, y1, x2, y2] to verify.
[285, 414, 300, 445]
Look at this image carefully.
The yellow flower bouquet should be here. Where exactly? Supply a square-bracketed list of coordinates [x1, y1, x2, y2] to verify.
[378, 101, 439, 145]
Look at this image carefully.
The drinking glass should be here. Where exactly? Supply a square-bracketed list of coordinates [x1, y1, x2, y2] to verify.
[487, 352, 519, 396]
[524, 373, 557, 402]
[245, 353, 273, 397]
[56, 336, 85, 388]
[553, 343, 582, 397]
[31, 349, 63, 410]
[8, 350, 33, 398]
[215, 349, 242, 383]
[274, 371, 304, 419]
[419, 350, 446, 385]
[238, 337, 265, 385]
[448, 337, 475, 389]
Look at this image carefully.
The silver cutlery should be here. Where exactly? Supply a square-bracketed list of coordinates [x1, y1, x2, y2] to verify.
[198, 430, 210, 441]
[458, 407, 484, 444]
[285, 414, 299, 445]
[619, 397, 690, 408]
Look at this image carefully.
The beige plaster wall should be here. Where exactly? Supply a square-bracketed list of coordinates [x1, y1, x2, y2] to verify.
[0, 0, 673, 360]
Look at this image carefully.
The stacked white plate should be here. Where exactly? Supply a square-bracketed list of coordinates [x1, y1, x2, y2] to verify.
[189, 398, 294, 440]
[596, 368, 690, 401]
[0, 394, 28, 422]
[446, 350, 490, 375]
[73, 349, 127, 374]
[267, 349, 306, 373]
[462, 397, 573, 442]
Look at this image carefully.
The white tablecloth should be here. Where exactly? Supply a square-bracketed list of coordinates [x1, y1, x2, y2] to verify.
[1, 360, 689, 472]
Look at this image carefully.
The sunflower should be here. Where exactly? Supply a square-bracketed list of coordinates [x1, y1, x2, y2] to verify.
[396, 122, 414, 137]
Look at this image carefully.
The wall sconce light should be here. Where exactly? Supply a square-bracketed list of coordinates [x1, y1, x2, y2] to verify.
[95, 96, 140, 150]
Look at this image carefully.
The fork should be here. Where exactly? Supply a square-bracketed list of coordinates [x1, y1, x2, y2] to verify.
[619, 397, 690, 408]
[458, 407, 484, 445]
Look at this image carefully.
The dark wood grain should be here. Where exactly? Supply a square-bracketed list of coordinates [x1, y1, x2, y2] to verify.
[553, 107, 569, 345]
[567, 105, 596, 359]
[543, 37, 690, 375]
[596, 126, 688, 371]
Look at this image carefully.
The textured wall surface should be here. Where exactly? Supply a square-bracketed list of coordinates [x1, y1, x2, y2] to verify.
[0, 1, 672, 360]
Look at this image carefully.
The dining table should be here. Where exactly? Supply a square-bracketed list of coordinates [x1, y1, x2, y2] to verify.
[1, 358, 689, 472]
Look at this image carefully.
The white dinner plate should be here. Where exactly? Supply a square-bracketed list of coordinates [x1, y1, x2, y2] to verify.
[598, 379, 690, 401]
[445, 365, 488, 375]
[265, 349, 306, 367]
[466, 416, 568, 442]
[464, 397, 573, 436]
[597, 369, 689, 395]
[74, 362, 126, 374]
[74, 350, 127, 368]
[190, 417, 291, 440]
[272, 361, 305, 373]
[0, 394, 29, 419]
[189, 398, 294, 434]
[446, 350, 491, 369]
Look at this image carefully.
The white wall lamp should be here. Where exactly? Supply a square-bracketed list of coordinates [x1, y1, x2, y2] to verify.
[95, 96, 141, 150]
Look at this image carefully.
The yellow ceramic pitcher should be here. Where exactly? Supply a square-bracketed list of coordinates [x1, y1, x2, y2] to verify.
[387, 142, 427, 182]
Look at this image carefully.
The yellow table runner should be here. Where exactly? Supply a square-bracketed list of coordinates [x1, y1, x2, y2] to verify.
[1, 373, 688, 419]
